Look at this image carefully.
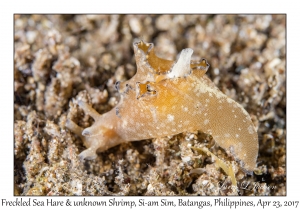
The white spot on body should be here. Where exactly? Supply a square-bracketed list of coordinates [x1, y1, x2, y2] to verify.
[204, 119, 209, 125]
[248, 126, 254, 134]
[227, 98, 233, 104]
[122, 120, 128, 127]
[167, 114, 174, 122]
[184, 121, 190, 125]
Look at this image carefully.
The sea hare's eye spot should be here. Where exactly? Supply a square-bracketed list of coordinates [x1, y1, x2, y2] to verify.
[146, 84, 157, 95]
[123, 84, 133, 94]
[136, 81, 157, 99]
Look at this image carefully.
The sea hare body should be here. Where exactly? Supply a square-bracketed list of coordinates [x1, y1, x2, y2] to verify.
[67, 41, 258, 172]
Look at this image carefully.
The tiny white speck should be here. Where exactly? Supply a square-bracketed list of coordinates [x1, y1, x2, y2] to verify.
[167, 114, 174, 122]
[227, 98, 233, 103]
[184, 121, 190, 125]
[248, 126, 254, 134]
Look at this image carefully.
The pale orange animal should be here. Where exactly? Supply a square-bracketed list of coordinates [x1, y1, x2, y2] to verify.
[66, 40, 258, 173]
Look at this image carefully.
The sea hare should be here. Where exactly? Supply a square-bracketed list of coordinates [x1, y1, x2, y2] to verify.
[66, 40, 258, 173]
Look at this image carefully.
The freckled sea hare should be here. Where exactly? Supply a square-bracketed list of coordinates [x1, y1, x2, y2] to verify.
[67, 40, 258, 173]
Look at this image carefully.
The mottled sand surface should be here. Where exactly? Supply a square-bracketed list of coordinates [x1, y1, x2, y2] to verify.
[14, 14, 286, 195]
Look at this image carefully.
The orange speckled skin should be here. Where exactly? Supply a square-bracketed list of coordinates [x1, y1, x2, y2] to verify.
[67, 41, 258, 172]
